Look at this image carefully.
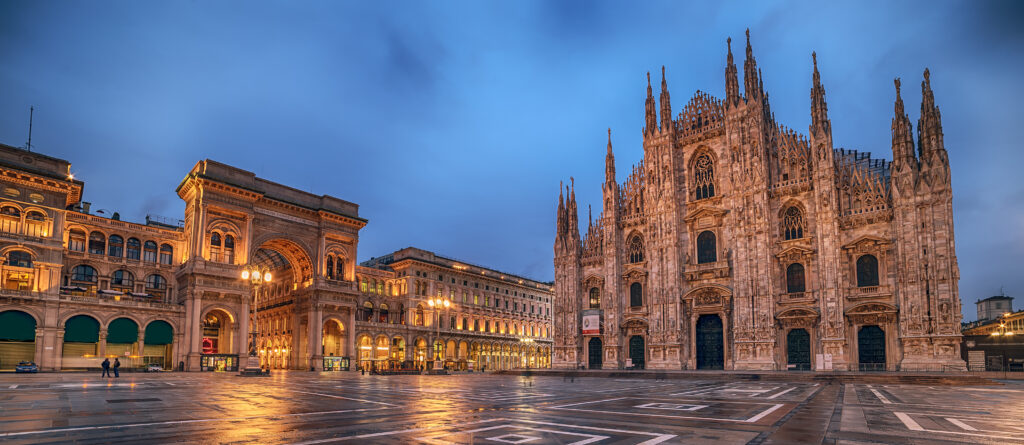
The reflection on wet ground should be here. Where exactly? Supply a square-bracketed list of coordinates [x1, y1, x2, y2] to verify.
[0, 372, 1021, 444]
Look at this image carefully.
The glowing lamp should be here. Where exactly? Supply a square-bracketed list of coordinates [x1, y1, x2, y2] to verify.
[428, 300, 435, 307]
[252, 270, 261, 281]
[264, 272, 272, 282]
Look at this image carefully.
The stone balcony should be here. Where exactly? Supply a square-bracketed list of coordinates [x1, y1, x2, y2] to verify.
[683, 260, 731, 280]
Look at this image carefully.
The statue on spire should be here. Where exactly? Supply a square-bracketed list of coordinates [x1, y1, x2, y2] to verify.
[645, 72, 657, 134]
[810, 52, 831, 136]
[605, 128, 616, 184]
[725, 36, 740, 107]
[743, 28, 760, 100]
[660, 66, 672, 131]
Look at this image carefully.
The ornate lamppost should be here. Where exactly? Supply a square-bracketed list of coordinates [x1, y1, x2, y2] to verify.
[240, 265, 272, 376]
[427, 296, 451, 371]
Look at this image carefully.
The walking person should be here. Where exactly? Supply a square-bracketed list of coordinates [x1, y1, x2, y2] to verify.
[101, 358, 111, 378]
[113, 358, 121, 378]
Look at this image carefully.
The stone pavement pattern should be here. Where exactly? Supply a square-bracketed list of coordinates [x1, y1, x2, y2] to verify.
[0, 372, 1022, 444]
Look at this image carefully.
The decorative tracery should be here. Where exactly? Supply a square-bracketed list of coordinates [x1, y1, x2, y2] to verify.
[782, 206, 804, 240]
[627, 235, 644, 264]
[694, 153, 715, 200]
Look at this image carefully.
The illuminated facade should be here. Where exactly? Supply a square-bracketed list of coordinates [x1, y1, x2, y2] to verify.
[553, 31, 964, 371]
[0, 144, 551, 371]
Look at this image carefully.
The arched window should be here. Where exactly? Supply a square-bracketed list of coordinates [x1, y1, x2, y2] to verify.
[856, 255, 879, 287]
[68, 229, 86, 252]
[210, 232, 221, 247]
[223, 235, 235, 264]
[589, 287, 600, 308]
[0, 206, 20, 233]
[108, 235, 124, 257]
[415, 304, 424, 326]
[336, 258, 345, 281]
[782, 206, 804, 240]
[694, 153, 716, 200]
[7, 250, 32, 268]
[786, 263, 806, 293]
[697, 231, 717, 264]
[111, 270, 135, 290]
[627, 235, 644, 263]
[143, 241, 158, 262]
[379, 303, 389, 323]
[71, 265, 97, 282]
[145, 274, 167, 290]
[159, 244, 173, 265]
[629, 282, 643, 307]
[24, 211, 46, 237]
[326, 256, 334, 279]
[450, 316, 456, 329]
[88, 232, 105, 255]
[126, 238, 141, 260]
[0, 206, 19, 217]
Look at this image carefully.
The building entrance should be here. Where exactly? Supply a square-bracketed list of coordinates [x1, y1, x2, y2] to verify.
[588, 337, 602, 369]
[858, 325, 886, 371]
[695, 314, 724, 370]
[786, 328, 811, 370]
[628, 335, 645, 369]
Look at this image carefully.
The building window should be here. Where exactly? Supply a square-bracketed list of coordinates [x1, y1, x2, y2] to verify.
[336, 258, 345, 280]
[143, 240, 158, 262]
[694, 153, 716, 200]
[24, 211, 46, 237]
[108, 235, 124, 257]
[111, 270, 134, 291]
[126, 237, 141, 260]
[782, 206, 804, 240]
[68, 229, 86, 252]
[159, 244, 173, 265]
[786, 263, 806, 293]
[88, 232, 105, 255]
[627, 235, 644, 263]
[856, 255, 879, 287]
[223, 235, 235, 264]
[589, 287, 600, 308]
[71, 265, 98, 282]
[145, 274, 167, 290]
[326, 256, 334, 279]
[0, 206, 20, 233]
[7, 250, 32, 268]
[415, 305, 424, 326]
[697, 230, 717, 264]
[630, 282, 643, 307]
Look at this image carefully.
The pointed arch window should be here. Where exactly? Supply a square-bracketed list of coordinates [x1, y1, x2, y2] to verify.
[629, 282, 643, 307]
[696, 230, 717, 264]
[786, 263, 806, 293]
[694, 153, 716, 200]
[627, 235, 644, 263]
[783, 206, 804, 240]
[589, 287, 600, 309]
[856, 255, 879, 287]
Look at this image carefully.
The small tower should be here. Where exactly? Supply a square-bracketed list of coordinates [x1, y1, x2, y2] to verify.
[743, 29, 761, 101]
[644, 73, 657, 135]
[659, 66, 672, 132]
[725, 37, 740, 108]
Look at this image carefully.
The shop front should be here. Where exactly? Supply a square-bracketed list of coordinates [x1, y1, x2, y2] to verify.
[323, 356, 350, 371]
[200, 353, 239, 372]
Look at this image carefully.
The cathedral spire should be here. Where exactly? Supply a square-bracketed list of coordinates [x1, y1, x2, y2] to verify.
[725, 36, 740, 107]
[891, 77, 916, 166]
[568, 177, 578, 236]
[917, 68, 945, 159]
[810, 52, 831, 136]
[743, 28, 760, 100]
[659, 66, 672, 131]
[644, 72, 657, 134]
[605, 128, 616, 184]
[556, 180, 566, 237]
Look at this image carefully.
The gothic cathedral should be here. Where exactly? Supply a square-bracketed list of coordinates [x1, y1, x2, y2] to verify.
[552, 31, 964, 371]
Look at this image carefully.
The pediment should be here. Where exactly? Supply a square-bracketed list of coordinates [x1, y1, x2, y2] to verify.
[776, 307, 819, 319]
[774, 245, 815, 259]
[622, 267, 648, 281]
[622, 317, 649, 328]
[842, 235, 892, 251]
[845, 302, 897, 314]
[582, 275, 604, 288]
[683, 206, 728, 223]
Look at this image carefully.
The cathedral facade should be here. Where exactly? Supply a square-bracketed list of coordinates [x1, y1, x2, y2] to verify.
[553, 31, 964, 371]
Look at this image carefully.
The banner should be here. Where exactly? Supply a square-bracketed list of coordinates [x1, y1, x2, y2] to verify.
[582, 314, 600, 335]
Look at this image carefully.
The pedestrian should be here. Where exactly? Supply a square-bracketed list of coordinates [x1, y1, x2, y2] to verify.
[101, 358, 111, 378]
[113, 358, 121, 378]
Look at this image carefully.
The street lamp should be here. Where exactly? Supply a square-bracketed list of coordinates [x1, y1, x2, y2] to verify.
[427, 296, 451, 371]
[240, 265, 272, 376]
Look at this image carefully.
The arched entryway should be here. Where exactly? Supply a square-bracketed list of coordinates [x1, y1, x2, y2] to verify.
[695, 314, 724, 370]
[858, 325, 886, 371]
[321, 319, 347, 371]
[357, 334, 373, 370]
[786, 328, 811, 371]
[628, 335, 645, 369]
[588, 337, 602, 369]
[144, 320, 174, 369]
[0, 310, 36, 370]
[63, 315, 100, 370]
[106, 318, 139, 367]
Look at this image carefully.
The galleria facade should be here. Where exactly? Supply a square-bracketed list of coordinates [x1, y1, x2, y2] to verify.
[553, 31, 964, 371]
[0, 145, 552, 372]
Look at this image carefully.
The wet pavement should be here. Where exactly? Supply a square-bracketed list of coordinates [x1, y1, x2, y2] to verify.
[0, 372, 1022, 444]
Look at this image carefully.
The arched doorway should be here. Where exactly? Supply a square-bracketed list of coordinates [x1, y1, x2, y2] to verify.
[0, 310, 36, 370]
[588, 337, 602, 369]
[629, 335, 645, 369]
[106, 318, 139, 366]
[858, 325, 886, 371]
[695, 314, 724, 370]
[322, 319, 347, 371]
[786, 329, 811, 371]
[357, 335, 373, 370]
[144, 320, 174, 370]
[63, 315, 100, 370]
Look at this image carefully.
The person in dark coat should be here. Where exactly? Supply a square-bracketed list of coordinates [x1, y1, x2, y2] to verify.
[101, 358, 111, 378]
[113, 358, 121, 378]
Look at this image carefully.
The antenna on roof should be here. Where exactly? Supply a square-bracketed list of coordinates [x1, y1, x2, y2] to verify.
[25, 106, 34, 152]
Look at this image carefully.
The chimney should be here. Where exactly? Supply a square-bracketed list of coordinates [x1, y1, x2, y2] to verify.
[81, 202, 91, 214]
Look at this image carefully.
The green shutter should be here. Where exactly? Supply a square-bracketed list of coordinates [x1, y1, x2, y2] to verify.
[0, 311, 36, 342]
[144, 320, 174, 345]
[107, 318, 139, 344]
[64, 315, 100, 343]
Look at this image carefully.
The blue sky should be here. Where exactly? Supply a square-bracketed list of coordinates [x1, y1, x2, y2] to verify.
[1, 1, 1022, 320]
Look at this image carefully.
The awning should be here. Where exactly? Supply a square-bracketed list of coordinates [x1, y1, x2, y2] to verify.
[107, 318, 139, 343]
[98, 289, 124, 295]
[60, 286, 87, 292]
[0, 310, 36, 341]
[130, 292, 152, 298]
[144, 320, 174, 345]
[64, 315, 99, 343]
